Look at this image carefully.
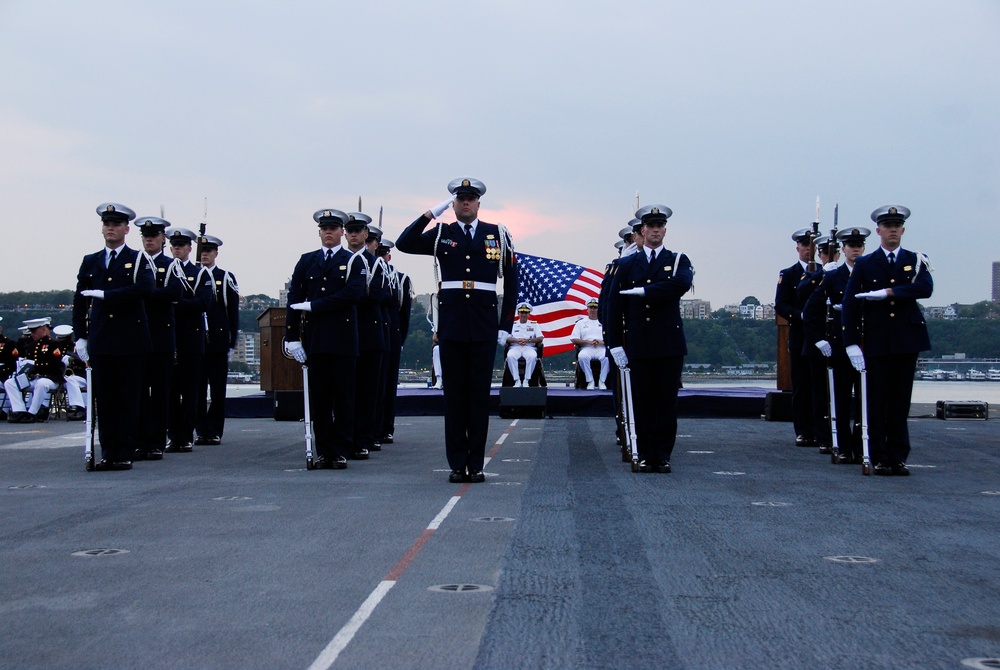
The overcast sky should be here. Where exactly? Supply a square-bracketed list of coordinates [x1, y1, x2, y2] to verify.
[2, 0, 997, 311]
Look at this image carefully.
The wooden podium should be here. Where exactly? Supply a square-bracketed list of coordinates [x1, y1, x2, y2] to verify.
[257, 307, 302, 392]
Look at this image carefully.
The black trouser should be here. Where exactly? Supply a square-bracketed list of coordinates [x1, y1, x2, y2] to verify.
[197, 352, 228, 440]
[864, 353, 918, 465]
[629, 355, 683, 463]
[308, 352, 357, 459]
[439, 339, 495, 472]
[806, 355, 831, 446]
[790, 348, 814, 439]
[91, 353, 144, 462]
[139, 351, 173, 452]
[169, 351, 202, 445]
[354, 350, 384, 451]
[832, 355, 861, 458]
[379, 344, 401, 439]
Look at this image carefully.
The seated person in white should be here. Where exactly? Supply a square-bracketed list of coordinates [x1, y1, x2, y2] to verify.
[52, 325, 87, 420]
[571, 298, 609, 389]
[505, 302, 543, 387]
[4, 318, 64, 423]
[431, 331, 443, 389]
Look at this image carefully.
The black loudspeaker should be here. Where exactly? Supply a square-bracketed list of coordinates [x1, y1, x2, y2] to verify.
[499, 387, 547, 419]
[764, 390, 793, 422]
[274, 390, 304, 421]
[936, 400, 988, 420]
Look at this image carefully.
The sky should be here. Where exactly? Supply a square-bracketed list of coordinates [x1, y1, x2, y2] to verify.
[1, 0, 998, 310]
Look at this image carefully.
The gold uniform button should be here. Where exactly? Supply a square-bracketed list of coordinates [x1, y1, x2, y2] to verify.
[646, 317, 651, 322]
[890, 313, 895, 317]
[465, 294, 470, 298]
[646, 279, 651, 283]
[466, 255, 471, 260]
[466, 268, 471, 273]
[321, 287, 326, 291]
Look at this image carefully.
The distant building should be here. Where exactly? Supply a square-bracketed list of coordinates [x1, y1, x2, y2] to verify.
[232, 332, 260, 369]
[993, 261, 1000, 302]
[680, 299, 712, 319]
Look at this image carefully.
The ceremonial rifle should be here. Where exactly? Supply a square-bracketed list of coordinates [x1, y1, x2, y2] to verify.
[807, 196, 820, 272]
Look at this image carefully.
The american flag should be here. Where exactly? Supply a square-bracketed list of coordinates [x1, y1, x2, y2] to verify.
[514, 253, 604, 356]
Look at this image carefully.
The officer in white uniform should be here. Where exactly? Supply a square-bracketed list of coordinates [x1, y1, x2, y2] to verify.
[505, 302, 543, 387]
[571, 298, 609, 389]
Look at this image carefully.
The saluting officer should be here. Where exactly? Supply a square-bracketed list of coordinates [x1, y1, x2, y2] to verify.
[344, 212, 385, 460]
[196, 234, 239, 446]
[285, 209, 367, 469]
[775, 228, 817, 447]
[803, 227, 870, 464]
[395, 178, 517, 484]
[607, 204, 693, 473]
[73, 202, 154, 470]
[843, 206, 933, 476]
[165, 227, 214, 452]
[135, 216, 185, 460]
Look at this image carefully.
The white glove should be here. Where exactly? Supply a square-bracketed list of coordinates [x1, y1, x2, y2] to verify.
[620, 287, 645, 296]
[286, 341, 307, 364]
[610, 346, 628, 368]
[823, 262, 838, 272]
[832, 304, 842, 312]
[856, 289, 888, 301]
[20, 359, 35, 368]
[846, 344, 865, 372]
[290, 301, 312, 312]
[497, 330, 511, 346]
[75, 339, 89, 363]
[430, 194, 457, 218]
[62, 355, 71, 366]
[815, 340, 832, 357]
[81, 289, 105, 299]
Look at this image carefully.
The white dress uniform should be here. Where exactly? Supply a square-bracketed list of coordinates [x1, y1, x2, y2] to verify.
[571, 317, 609, 387]
[506, 320, 541, 385]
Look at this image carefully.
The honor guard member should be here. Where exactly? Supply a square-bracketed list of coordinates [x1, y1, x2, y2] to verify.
[165, 227, 213, 452]
[73, 202, 154, 470]
[395, 177, 517, 484]
[571, 298, 610, 389]
[797, 235, 841, 455]
[196, 234, 239, 445]
[364, 223, 392, 450]
[375, 236, 412, 445]
[843, 206, 932, 476]
[286, 209, 367, 469]
[344, 212, 385, 460]
[600, 225, 634, 453]
[135, 217, 185, 460]
[3, 318, 65, 423]
[775, 227, 817, 447]
[505, 302, 542, 387]
[804, 227, 870, 464]
[51, 325, 87, 421]
[607, 204, 693, 473]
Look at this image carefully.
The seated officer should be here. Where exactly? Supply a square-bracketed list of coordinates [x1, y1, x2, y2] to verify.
[4, 318, 66, 423]
[571, 298, 609, 390]
[505, 302, 543, 387]
[52, 324, 87, 420]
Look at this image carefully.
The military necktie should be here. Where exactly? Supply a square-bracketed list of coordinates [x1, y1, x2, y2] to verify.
[887, 251, 895, 266]
[464, 224, 472, 240]
[324, 249, 332, 265]
[108, 249, 117, 268]
[649, 249, 656, 264]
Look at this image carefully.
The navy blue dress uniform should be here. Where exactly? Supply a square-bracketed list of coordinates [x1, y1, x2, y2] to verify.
[196, 235, 240, 445]
[802, 228, 871, 463]
[135, 217, 185, 460]
[286, 209, 367, 468]
[378, 239, 412, 445]
[395, 178, 517, 483]
[606, 205, 693, 472]
[346, 213, 386, 460]
[843, 206, 932, 475]
[599, 223, 635, 454]
[796, 235, 838, 453]
[165, 227, 214, 451]
[775, 228, 817, 447]
[72, 203, 154, 470]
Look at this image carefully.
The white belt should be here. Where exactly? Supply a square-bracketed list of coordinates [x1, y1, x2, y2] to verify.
[439, 280, 497, 291]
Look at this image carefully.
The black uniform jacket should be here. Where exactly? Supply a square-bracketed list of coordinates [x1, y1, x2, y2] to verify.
[395, 215, 517, 342]
[842, 249, 932, 356]
[24, 336, 66, 383]
[204, 266, 240, 353]
[285, 247, 366, 356]
[174, 261, 214, 355]
[145, 253, 186, 353]
[355, 250, 387, 353]
[72, 245, 154, 356]
[774, 260, 809, 354]
[605, 248, 693, 361]
[802, 264, 851, 355]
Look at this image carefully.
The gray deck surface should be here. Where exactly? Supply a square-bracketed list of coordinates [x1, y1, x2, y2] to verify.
[1, 414, 998, 669]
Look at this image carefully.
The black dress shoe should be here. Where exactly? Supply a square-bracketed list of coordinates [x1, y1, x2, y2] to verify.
[369, 442, 382, 452]
[873, 463, 894, 476]
[194, 436, 208, 445]
[381, 434, 394, 444]
[467, 469, 485, 483]
[448, 469, 467, 483]
[656, 461, 672, 474]
[817, 444, 833, 455]
[94, 459, 132, 471]
[66, 407, 86, 421]
[165, 441, 193, 453]
[795, 435, 815, 447]
[637, 460, 655, 473]
[349, 449, 370, 460]
[208, 436, 221, 445]
[892, 463, 910, 476]
[33, 407, 50, 422]
[146, 449, 164, 461]
[332, 455, 348, 469]
[133, 450, 148, 461]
